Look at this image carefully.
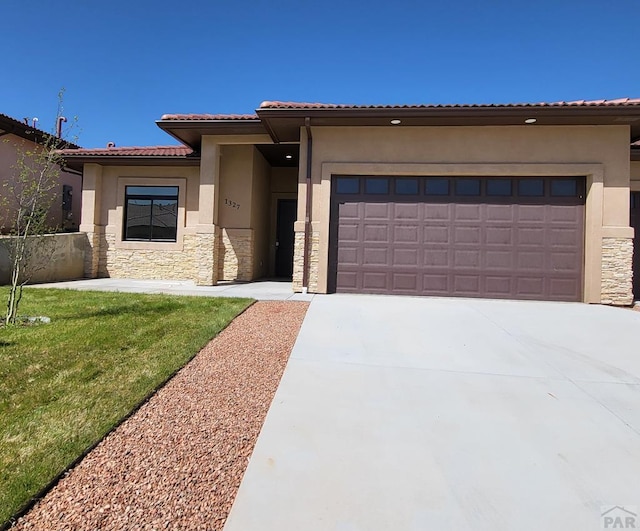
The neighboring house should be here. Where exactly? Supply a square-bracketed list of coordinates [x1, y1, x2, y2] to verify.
[0, 113, 82, 233]
[60, 98, 640, 305]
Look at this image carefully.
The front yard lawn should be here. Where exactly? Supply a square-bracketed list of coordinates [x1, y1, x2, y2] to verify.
[0, 288, 252, 526]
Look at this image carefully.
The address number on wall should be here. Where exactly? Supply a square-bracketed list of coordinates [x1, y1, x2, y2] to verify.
[224, 198, 240, 209]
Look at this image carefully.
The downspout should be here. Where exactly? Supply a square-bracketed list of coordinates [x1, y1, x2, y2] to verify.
[302, 117, 313, 292]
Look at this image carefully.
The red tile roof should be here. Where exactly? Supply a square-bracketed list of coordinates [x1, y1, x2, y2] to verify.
[259, 98, 640, 110]
[159, 113, 259, 121]
[58, 145, 193, 156]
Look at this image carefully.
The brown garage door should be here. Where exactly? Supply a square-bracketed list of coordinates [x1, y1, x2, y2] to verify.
[329, 176, 585, 301]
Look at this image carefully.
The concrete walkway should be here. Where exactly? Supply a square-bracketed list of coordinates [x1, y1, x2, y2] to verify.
[30, 278, 314, 301]
[224, 295, 640, 531]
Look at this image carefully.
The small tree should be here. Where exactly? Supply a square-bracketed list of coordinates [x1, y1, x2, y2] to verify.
[1, 91, 76, 325]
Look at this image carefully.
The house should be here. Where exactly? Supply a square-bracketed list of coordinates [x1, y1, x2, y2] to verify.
[0, 113, 81, 233]
[60, 98, 640, 305]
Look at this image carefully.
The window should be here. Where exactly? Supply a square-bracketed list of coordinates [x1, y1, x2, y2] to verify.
[336, 177, 359, 194]
[395, 178, 419, 195]
[455, 179, 481, 196]
[518, 179, 544, 197]
[425, 178, 450, 196]
[551, 179, 578, 197]
[124, 186, 178, 241]
[365, 178, 389, 194]
[487, 179, 512, 196]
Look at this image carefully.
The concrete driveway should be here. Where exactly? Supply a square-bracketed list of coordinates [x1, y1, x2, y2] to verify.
[224, 295, 640, 531]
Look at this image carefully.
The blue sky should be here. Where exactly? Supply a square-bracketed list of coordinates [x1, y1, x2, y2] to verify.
[2, 0, 638, 148]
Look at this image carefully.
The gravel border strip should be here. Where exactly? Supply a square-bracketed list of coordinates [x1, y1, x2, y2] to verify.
[9, 301, 309, 531]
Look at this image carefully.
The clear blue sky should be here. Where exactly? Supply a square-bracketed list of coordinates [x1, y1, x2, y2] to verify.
[2, 0, 638, 148]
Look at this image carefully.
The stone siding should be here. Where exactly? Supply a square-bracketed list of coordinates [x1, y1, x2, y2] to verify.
[103, 233, 201, 282]
[601, 237, 634, 305]
[292, 229, 320, 292]
[218, 228, 254, 281]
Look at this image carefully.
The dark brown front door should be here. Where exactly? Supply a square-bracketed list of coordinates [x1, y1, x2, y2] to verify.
[275, 199, 297, 278]
[631, 192, 640, 300]
[330, 176, 585, 302]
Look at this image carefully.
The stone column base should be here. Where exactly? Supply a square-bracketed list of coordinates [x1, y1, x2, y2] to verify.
[292, 229, 320, 293]
[601, 236, 633, 305]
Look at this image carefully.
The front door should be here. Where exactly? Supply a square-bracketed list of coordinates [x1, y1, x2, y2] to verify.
[275, 199, 297, 278]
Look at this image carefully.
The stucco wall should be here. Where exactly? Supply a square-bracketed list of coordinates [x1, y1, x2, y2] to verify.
[0, 134, 82, 233]
[295, 125, 632, 303]
[0, 232, 85, 284]
[251, 149, 271, 279]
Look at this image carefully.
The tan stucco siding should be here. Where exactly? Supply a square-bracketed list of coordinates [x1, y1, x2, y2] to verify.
[296, 125, 632, 303]
[0, 134, 82, 232]
[251, 148, 271, 279]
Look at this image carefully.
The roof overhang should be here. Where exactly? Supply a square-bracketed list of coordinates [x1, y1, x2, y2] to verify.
[0, 114, 80, 149]
[156, 119, 266, 150]
[60, 154, 201, 173]
[256, 105, 640, 143]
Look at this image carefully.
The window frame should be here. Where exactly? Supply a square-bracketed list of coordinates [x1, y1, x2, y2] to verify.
[116, 177, 187, 251]
[124, 185, 179, 242]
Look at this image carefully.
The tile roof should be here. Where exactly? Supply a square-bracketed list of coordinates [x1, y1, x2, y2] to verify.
[159, 113, 259, 121]
[0, 112, 81, 148]
[58, 146, 194, 157]
[259, 98, 640, 110]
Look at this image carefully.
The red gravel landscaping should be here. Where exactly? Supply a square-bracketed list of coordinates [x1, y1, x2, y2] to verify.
[11, 301, 309, 531]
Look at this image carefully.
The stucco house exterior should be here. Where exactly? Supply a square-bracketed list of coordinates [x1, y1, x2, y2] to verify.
[61, 98, 640, 305]
[0, 113, 81, 233]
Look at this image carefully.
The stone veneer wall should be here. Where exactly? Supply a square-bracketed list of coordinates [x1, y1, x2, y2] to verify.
[292, 230, 320, 292]
[601, 237, 634, 305]
[102, 233, 201, 282]
[218, 228, 254, 281]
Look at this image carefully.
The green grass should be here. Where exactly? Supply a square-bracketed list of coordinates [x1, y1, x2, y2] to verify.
[0, 288, 252, 526]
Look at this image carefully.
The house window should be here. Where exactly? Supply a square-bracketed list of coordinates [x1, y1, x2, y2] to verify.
[124, 186, 178, 241]
[336, 177, 359, 194]
[365, 178, 389, 194]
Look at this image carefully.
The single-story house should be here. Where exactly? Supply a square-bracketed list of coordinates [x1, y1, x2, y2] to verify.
[61, 98, 640, 305]
[1, 113, 82, 233]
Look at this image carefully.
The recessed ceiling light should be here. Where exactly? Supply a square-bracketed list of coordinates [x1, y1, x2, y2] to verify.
[524, 118, 537, 124]
[390, 119, 402, 125]
[285, 154, 293, 159]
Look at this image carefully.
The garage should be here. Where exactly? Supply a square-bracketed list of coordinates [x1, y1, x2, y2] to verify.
[329, 176, 585, 301]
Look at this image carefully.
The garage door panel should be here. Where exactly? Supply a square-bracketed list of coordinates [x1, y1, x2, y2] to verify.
[394, 248, 419, 266]
[485, 250, 513, 269]
[455, 204, 482, 221]
[516, 277, 545, 298]
[519, 205, 547, 222]
[454, 250, 481, 267]
[423, 249, 449, 267]
[392, 273, 418, 291]
[517, 227, 545, 246]
[424, 226, 450, 244]
[363, 203, 391, 220]
[486, 226, 513, 245]
[363, 247, 389, 266]
[394, 203, 420, 219]
[394, 225, 419, 243]
[422, 273, 450, 293]
[485, 276, 513, 295]
[363, 225, 389, 243]
[486, 204, 515, 222]
[454, 226, 481, 244]
[454, 275, 481, 294]
[337, 247, 358, 266]
[333, 176, 584, 301]
[424, 204, 451, 220]
[362, 272, 388, 290]
[338, 223, 359, 242]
